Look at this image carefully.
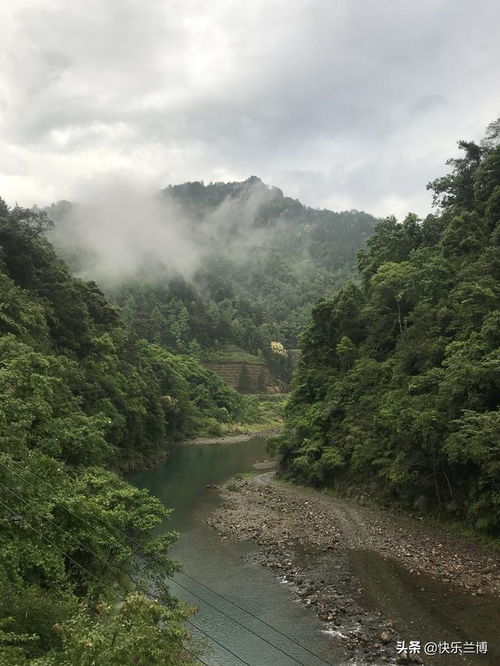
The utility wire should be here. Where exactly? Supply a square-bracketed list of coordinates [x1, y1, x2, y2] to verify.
[0, 474, 310, 666]
[0, 496, 212, 666]
[183, 645, 211, 666]
[177, 570, 334, 666]
[168, 573, 309, 666]
[0, 456, 143, 547]
[1, 457, 335, 665]
[0, 497, 122, 600]
[186, 619, 252, 666]
[0, 457, 335, 665]
[0, 480, 303, 666]
[0, 479, 128, 580]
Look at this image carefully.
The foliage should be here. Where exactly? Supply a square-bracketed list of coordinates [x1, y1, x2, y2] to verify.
[211, 394, 288, 436]
[0, 201, 236, 663]
[275, 123, 500, 537]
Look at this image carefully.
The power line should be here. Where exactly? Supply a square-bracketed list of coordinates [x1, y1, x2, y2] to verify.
[168, 573, 309, 666]
[0, 496, 120, 599]
[183, 645, 211, 666]
[0, 471, 310, 666]
[0, 478, 306, 665]
[186, 619, 252, 666]
[0, 456, 144, 549]
[1, 457, 335, 664]
[0, 457, 335, 665]
[0, 478, 127, 580]
[0, 496, 208, 666]
[0, 455, 172, 576]
[177, 570, 334, 666]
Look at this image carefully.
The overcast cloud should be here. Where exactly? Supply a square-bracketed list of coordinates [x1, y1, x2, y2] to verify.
[0, 0, 499, 218]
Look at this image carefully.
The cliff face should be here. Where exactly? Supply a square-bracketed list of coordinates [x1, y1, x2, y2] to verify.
[202, 362, 278, 393]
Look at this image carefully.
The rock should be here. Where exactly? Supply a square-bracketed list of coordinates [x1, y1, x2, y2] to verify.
[207, 469, 500, 665]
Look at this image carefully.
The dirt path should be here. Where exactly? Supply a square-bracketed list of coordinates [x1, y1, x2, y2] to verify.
[207, 471, 500, 665]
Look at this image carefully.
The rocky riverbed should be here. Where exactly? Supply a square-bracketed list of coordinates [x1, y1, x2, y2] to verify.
[207, 470, 500, 665]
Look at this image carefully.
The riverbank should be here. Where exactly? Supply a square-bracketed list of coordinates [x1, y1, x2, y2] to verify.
[134, 436, 350, 665]
[180, 427, 281, 446]
[207, 471, 500, 665]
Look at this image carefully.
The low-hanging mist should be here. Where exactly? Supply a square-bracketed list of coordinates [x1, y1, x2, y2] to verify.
[49, 177, 294, 286]
[46, 176, 377, 362]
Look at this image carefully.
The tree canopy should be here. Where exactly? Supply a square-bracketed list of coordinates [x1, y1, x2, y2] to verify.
[274, 124, 500, 537]
[47, 178, 377, 382]
[0, 202, 242, 664]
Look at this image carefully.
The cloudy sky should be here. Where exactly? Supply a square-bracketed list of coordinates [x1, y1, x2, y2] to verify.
[1, 0, 499, 218]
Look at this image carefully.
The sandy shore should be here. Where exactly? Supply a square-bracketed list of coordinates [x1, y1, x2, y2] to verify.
[207, 471, 500, 665]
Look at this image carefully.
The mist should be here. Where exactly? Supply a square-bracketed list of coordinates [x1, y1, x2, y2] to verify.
[48, 176, 282, 285]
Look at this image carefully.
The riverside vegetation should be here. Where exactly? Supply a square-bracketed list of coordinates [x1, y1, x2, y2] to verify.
[0, 202, 245, 665]
[274, 120, 500, 540]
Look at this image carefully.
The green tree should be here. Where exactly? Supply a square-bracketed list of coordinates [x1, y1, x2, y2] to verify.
[275, 119, 500, 537]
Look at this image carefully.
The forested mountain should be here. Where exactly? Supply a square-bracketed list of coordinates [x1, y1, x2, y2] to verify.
[275, 128, 500, 536]
[0, 178, 376, 662]
[0, 203, 242, 664]
[6, 128, 498, 662]
[47, 178, 376, 377]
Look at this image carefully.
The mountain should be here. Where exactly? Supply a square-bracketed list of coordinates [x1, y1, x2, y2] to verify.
[46, 178, 377, 381]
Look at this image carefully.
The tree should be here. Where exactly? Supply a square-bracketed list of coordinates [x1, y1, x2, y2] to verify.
[427, 140, 483, 211]
[0, 200, 245, 663]
[238, 364, 252, 393]
[370, 261, 417, 335]
[9, 206, 54, 241]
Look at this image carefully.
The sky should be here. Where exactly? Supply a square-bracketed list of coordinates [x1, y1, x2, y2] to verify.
[0, 0, 499, 218]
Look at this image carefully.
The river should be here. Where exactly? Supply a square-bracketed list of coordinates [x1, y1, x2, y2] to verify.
[132, 437, 500, 666]
[132, 437, 342, 666]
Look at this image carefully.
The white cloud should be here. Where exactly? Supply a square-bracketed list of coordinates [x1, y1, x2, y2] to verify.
[1, 0, 499, 217]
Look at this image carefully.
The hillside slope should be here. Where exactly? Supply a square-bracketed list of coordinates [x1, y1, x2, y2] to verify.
[275, 133, 500, 537]
[47, 178, 377, 380]
[0, 201, 240, 664]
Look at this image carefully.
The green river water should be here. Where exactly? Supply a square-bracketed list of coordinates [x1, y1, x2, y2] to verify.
[132, 437, 342, 666]
[132, 437, 500, 666]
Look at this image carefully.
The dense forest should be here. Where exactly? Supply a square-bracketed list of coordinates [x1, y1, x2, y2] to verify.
[46, 177, 376, 380]
[2, 0, 500, 662]
[3, 122, 499, 663]
[0, 177, 376, 664]
[0, 203, 246, 664]
[275, 123, 500, 537]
